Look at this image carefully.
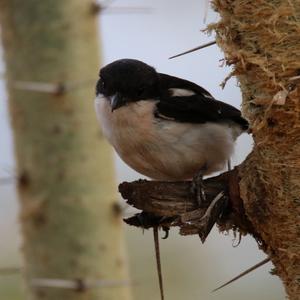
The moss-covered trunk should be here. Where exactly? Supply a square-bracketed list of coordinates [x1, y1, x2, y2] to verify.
[210, 0, 300, 298]
[0, 1, 132, 299]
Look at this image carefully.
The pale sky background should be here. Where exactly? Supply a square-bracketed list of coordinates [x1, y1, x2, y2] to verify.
[0, 1, 285, 299]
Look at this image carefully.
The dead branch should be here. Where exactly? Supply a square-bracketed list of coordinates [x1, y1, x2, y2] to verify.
[119, 168, 261, 242]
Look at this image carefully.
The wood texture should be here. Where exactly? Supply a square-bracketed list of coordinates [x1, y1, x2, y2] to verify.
[120, 169, 259, 241]
[210, 0, 300, 298]
[0, 1, 132, 299]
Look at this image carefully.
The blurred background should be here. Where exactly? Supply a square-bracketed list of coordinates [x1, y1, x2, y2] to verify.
[0, 0, 285, 299]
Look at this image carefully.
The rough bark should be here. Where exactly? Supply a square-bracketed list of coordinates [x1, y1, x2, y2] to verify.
[116, 1, 299, 299]
[119, 170, 258, 239]
[209, 0, 300, 298]
[0, 1, 132, 300]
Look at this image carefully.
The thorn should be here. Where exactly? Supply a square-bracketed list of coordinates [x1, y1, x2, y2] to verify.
[289, 75, 300, 81]
[90, 1, 153, 15]
[90, 1, 102, 14]
[12, 79, 95, 95]
[30, 277, 130, 289]
[153, 227, 165, 300]
[169, 40, 216, 59]
[212, 258, 271, 292]
[203, 0, 209, 23]
[91, 0, 116, 15]
[13, 81, 65, 95]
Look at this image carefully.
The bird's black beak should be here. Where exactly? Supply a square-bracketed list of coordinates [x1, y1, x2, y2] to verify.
[111, 93, 126, 111]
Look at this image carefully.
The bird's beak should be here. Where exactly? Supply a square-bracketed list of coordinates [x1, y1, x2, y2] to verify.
[111, 93, 126, 112]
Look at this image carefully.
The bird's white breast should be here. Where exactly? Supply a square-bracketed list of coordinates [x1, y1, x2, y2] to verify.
[95, 95, 236, 180]
[95, 95, 157, 148]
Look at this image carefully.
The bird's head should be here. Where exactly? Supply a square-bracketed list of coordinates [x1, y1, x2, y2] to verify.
[96, 59, 159, 111]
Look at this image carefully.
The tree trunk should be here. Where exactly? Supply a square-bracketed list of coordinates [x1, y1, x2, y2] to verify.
[0, 1, 132, 299]
[210, 0, 300, 298]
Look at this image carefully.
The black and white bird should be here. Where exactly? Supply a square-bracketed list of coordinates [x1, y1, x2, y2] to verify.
[95, 59, 251, 299]
[95, 59, 248, 182]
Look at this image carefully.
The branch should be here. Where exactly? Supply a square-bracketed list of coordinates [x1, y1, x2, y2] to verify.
[119, 168, 260, 242]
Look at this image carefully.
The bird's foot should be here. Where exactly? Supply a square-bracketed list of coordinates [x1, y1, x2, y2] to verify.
[161, 226, 170, 239]
[191, 172, 207, 206]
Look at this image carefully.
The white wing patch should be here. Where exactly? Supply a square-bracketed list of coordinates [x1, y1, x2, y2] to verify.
[169, 88, 215, 100]
[168, 88, 195, 97]
[203, 93, 214, 99]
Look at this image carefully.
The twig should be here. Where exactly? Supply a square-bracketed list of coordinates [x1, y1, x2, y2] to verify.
[169, 41, 216, 59]
[153, 227, 165, 300]
[120, 169, 259, 238]
[120, 169, 269, 293]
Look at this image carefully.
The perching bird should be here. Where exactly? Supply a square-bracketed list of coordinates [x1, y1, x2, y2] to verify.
[95, 58, 248, 182]
[94, 59, 250, 300]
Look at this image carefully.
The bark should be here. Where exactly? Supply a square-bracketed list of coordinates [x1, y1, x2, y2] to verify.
[119, 170, 258, 239]
[0, 1, 132, 300]
[209, 0, 300, 298]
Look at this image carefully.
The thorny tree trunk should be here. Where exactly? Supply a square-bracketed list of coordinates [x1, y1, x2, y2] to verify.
[0, 1, 132, 300]
[210, 0, 300, 298]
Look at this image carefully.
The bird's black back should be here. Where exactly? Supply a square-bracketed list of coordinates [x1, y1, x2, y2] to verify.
[156, 73, 249, 130]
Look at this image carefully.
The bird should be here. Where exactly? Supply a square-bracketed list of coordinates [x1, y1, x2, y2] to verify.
[94, 58, 249, 300]
[95, 58, 248, 183]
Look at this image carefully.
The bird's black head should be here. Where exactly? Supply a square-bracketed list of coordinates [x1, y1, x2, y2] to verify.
[96, 59, 159, 111]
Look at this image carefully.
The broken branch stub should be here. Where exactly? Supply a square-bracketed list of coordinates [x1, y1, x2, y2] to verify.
[119, 168, 259, 241]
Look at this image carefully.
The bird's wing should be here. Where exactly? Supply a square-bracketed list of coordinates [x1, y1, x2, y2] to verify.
[156, 73, 248, 129]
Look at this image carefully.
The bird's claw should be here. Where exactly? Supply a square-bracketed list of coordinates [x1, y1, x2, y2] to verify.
[192, 172, 207, 206]
[161, 227, 169, 239]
